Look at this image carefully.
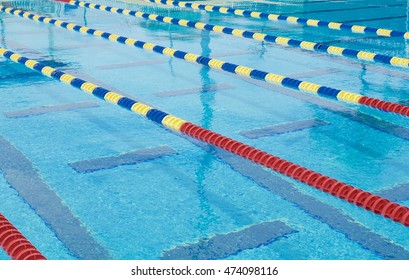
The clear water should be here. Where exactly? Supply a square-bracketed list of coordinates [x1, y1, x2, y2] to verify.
[0, 0, 408, 260]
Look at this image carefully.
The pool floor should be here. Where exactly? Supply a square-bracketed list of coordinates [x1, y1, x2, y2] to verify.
[0, 0, 409, 260]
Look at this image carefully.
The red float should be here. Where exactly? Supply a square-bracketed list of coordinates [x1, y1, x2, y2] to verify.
[0, 213, 46, 260]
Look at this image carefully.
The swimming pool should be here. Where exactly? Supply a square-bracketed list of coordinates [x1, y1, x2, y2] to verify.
[0, 0, 409, 260]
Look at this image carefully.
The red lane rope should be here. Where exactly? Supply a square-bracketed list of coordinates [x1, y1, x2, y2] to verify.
[359, 96, 409, 115]
[180, 122, 409, 226]
[0, 213, 46, 260]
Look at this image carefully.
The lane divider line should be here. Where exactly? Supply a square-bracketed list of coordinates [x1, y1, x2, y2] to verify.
[69, 146, 178, 173]
[61, 0, 409, 68]
[161, 220, 296, 260]
[1, 47, 409, 227]
[1, 5, 409, 117]
[140, 0, 409, 40]
[0, 213, 46, 260]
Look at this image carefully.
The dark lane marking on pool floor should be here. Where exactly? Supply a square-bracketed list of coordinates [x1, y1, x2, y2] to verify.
[240, 118, 329, 139]
[376, 183, 409, 202]
[4, 102, 99, 118]
[0, 72, 40, 80]
[319, 35, 385, 46]
[156, 83, 234, 97]
[161, 220, 295, 260]
[343, 15, 407, 23]
[50, 42, 111, 51]
[400, 100, 409, 106]
[153, 34, 203, 41]
[213, 49, 259, 58]
[286, 68, 343, 79]
[69, 146, 177, 173]
[0, 136, 109, 259]
[213, 148, 409, 259]
[96, 50, 258, 71]
[96, 59, 168, 70]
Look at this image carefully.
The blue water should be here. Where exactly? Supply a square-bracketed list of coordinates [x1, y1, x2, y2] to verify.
[0, 0, 408, 260]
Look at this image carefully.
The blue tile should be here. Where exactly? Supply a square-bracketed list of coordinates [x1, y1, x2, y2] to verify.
[240, 119, 329, 139]
[4, 102, 99, 118]
[156, 83, 233, 97]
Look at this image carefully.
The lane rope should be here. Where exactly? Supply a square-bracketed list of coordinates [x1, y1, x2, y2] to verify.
[0, 213, 46, 260]
[140, 0, 409, 40]
[61, 0, 409, 69]
[1, 47, 409, 227]
[1, 5, 409, 117]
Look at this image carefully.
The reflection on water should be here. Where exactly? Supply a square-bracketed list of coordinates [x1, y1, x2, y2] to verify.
[0, 18, 6, 49]
[199, 29, 215, 130]
[406, 0, 409, 56]
[194, 14, 221, 233]
[82, 6, 87, 26]
[47, 25, 55, 60]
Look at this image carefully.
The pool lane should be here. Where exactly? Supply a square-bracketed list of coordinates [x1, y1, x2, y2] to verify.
[140, 0, 409, 39]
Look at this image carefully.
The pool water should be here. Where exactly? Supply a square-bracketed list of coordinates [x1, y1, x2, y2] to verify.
[0, 0, 409, 260]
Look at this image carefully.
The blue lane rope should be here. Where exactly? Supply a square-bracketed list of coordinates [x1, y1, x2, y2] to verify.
[1, 5, 409, 117]
[2, 46, 409, 227]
